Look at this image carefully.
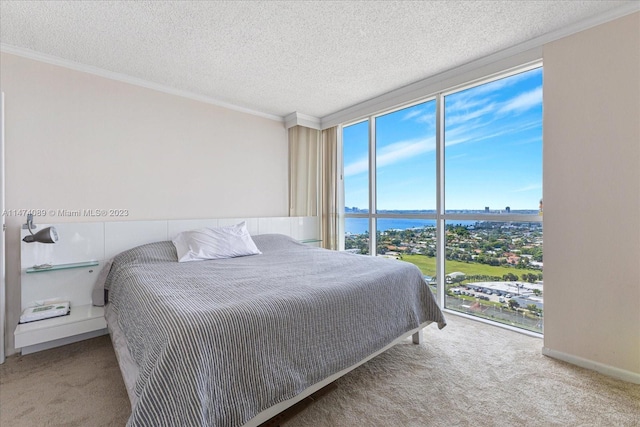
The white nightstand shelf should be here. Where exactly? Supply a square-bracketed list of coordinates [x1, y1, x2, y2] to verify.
[15, 304, 107, 355]
[299, 238, 322, 247]
[25, 260, 99, 274]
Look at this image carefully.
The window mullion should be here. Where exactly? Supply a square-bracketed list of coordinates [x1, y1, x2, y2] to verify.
[368, 117, 377, 256]
[435, 93, 445, 308]
[337, 125, 345, 251]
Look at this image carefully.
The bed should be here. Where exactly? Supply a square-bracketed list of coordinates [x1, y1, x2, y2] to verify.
[101, 232, 446, 426]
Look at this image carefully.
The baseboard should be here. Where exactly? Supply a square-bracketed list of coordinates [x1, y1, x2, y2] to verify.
[542, 347, 640, 384]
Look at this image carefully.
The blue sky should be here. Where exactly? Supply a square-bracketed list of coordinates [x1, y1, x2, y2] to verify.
[343, 67, 543, 211]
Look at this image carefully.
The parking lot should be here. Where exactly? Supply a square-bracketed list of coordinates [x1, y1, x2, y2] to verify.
[449, 281, 543, 308]
[450, 287, 515, 304]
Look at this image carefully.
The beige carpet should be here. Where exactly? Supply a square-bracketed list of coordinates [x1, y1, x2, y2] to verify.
[1, 314, 638, 426]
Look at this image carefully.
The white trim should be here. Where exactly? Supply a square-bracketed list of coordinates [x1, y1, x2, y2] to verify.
[320, 3, 640, 129]
[284, 112, 322, 130]
[0, 44, 284, 123]
[542, 347, 640, 385]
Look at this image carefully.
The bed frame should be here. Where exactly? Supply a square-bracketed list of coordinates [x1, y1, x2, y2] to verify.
[247, 325, 428, 426]
[20, 215, 433, 425]
[107, 296, 430, 427]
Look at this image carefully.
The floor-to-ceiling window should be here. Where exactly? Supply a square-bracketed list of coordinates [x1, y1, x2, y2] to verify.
[343, 65, 543, 333]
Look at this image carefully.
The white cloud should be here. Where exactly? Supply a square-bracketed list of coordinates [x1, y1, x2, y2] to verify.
[343, 158, 369, 177]
[401, 107, 435, 127]
[343, 137, 436, 177]
[445, 102, 497, 127]
[498, 86, 542, 115]
[402, 109, 424, 121]
[510, 184, 542, 193]
[377, 137, 435, 168]
[445, 116, 542, 149]
[446, 85, 542, 128]
[446, 96, 494, 115]
[446, 153, 468, 161]
[509, 135, 542, 146]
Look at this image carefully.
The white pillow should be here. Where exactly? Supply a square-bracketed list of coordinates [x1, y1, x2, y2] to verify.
[172, 222, 262, 262]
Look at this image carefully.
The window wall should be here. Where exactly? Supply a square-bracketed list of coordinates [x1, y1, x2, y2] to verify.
[343, 66, 543, 333]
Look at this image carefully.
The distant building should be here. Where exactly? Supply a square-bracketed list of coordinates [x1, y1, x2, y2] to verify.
[512, 295, 544, 310]
[446, 272, 466, 283]
[466, 281, 543, 297]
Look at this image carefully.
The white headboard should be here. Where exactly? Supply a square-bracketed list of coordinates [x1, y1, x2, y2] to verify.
[20, 216, 319, 309]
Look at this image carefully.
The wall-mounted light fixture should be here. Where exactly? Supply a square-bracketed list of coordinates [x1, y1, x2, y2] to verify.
[22, 214, 58, 243]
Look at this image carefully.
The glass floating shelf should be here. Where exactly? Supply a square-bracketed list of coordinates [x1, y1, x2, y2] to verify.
[299, 239, 322, 243]
[26, 261, 99, 274]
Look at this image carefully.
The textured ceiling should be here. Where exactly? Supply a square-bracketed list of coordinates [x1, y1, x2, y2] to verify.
[0, 1, 635, 119]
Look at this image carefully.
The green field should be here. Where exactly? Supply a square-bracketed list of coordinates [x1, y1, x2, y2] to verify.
[400, 254, 541, 280]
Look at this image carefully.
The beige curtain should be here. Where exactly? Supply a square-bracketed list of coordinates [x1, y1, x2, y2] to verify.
[288, 126, 320, 217]
[319, 127, 339, 250]
[288, 125, 340, 250]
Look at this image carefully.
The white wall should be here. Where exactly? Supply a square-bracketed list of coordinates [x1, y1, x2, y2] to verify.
[0, 53, 289, 355]
[543, 13, 640, 380]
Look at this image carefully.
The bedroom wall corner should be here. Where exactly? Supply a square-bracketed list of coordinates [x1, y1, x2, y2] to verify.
[542, 12, 640, 380]
[0, 52, 289, 356]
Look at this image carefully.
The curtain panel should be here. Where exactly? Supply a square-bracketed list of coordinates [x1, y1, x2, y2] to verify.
[288, 126, 320, 217]
[288, 125, 339, 250]
[319, 127, 339, 250]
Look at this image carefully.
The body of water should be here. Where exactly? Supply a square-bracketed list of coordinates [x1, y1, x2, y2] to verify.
[345, 218, 480, 235]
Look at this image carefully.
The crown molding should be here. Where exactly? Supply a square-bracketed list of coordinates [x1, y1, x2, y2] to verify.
[2, 3, 637, 129]
[284, 112, 322, 130]
[320, 2, 640, 129]
[0, 43, 284, 123]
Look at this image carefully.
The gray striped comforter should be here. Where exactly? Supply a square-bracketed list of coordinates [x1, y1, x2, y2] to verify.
[105, 234, 446, 427]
